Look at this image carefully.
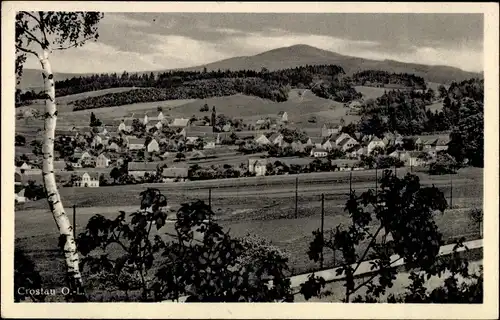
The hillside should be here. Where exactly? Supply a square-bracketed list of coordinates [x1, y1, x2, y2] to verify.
[18, 44, 481, 90]
[183, 44, 482, 84]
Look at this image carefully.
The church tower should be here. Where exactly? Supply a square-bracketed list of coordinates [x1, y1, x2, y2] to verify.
[211, 106, 216, 133]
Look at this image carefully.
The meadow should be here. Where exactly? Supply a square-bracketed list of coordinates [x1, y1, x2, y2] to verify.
[15, 166, 483, 298]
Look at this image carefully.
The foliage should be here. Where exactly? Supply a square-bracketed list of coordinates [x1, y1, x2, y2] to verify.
[428, 154, 458, 175]
[78, 189, 293, 302]
[15, 134, 26, 146]
[30, 139, 43, 156]
[302, 171, 448, 302]
[24, 180, 46, 200]
[90, 112, 102, 127]
[376, 156, 405, 169]
[14, 248, 46, 302]
[351, 70, 426, 89]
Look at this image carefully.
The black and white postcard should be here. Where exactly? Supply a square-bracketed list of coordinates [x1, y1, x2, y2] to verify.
[1, 2, 498, 319]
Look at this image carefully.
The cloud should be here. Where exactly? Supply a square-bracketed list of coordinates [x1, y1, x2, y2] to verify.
[21, 27, 482, 74]
[101, 13, 152, 28]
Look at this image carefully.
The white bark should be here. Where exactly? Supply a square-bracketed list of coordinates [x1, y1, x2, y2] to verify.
[39, 49, 83, 288]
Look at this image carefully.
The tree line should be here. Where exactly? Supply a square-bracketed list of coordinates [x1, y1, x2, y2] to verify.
[72, 78, 291, 110]
[351, 70, 427, 89]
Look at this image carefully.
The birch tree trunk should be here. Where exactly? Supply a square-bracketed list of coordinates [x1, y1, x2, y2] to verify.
[39, 49, 84, 296]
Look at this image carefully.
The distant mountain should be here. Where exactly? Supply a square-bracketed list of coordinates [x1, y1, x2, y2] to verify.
[18, 44, 482, 90]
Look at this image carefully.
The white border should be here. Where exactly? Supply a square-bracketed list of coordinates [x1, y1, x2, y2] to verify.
[2, 2, 498, 319]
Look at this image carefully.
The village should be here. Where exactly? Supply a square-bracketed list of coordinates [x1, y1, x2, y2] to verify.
[14, 103, 451, 202]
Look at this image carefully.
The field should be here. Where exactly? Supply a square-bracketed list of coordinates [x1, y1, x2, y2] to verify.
[354, 85, 387, 100]
[15, 167, 483, 299]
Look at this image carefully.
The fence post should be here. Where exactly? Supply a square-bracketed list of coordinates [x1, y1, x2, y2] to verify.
[450, 174, 453, 208]
[320, 193, 325, 270]
[73, 204, 76, 240]
[295, 176, 298, 219]
[349, 171, 352, 194]
[208, 187, 212, 223]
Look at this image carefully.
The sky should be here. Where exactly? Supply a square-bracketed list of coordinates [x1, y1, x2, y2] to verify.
[22, 13, 484, 73]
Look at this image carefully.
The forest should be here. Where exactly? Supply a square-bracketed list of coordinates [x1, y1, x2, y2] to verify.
[351, 70, 427, 89]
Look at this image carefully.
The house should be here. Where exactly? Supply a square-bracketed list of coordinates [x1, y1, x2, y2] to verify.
[73, 172, 100, 187]
[106, 142, 121, 152]
[143, 113, 149, 125]
[337, 136, 359, 152]
[157, 111, 165, 121]
[348, 100, 363, 109]
[406, 151, 430, 167]
[248, 158, 268, 176]
[128, 138, 146, 150]
[435, 137, 450, 152]
[277, 111, 288, 122]
[96, 127, 108, 135]
[81, 156, 96, 168]
[70, 161, 82, 168]
[321, 136, 338, 151]
[268, 133, 284, 146]
[382, 132, 396, 146]
[96, 153, 111, 168]
[127, 162, 161, 178]
[118, 119, 134, 132]
[15, 172, 22, 186]
[306, 137, 324, 149]
[146, 139, 160, 153]
[146, 120, 163, 132]
[311, 148, 328, 158]
[18, 162, 31, 171]
[203, 137, 216, 149]
[170, 118, 191, 128]
[367, 137, 386, 154]
[15, 187, 26, 204]
[53, 160, 66, 172]
[91, 135, 103, 148]
[162, 167, 189, 182]
[331, 159, 359, 171]
[334, 133, 353, 146]
[255, 134, 271, 145]
[182, 126, 214, 139]
[349, 146, 366, 159]
[321, 123, 342, 137]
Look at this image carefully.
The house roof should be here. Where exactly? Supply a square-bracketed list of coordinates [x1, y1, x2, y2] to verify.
[308, 137, 323, 144]
[97, 153, 111, 159]
[147, 119, 162, 126]
[268, 133, 281, 142]
[171, 118, 190, 127]
[128, 162, 161, 171]
[369, 136, 382, 143]
[15, 172, 22, 182]
[128, 138, 145, 145]
[256, 119, 266, 125]
[191, 120, 208, 126]
[337, 137, 352, 147]
[277, 111, 286, 116]
[185, 126, 214, 136]
[408, 151, 428, 158]
[254, 159, 268, 166]
[81, 172, 100, 180]
[162, 167, 189, 178]
[323, 123, 341, 129]
[312, 148, 328, 153]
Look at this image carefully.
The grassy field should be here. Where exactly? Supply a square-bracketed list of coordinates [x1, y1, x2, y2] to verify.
[15, 167, 482, 293]
[354, 86, 387, 100]
[427, 101, 445, 112]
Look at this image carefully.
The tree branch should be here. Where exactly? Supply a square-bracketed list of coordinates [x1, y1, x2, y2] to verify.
[22, 29, 45, 48]
[20, 11, 42, 25]
[15, 45, 39, 58]
[53, 36, 96, 51]
[352, 225, 383, 275]
[38, 11, 50, 49]
[351, 256, 404, 294]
